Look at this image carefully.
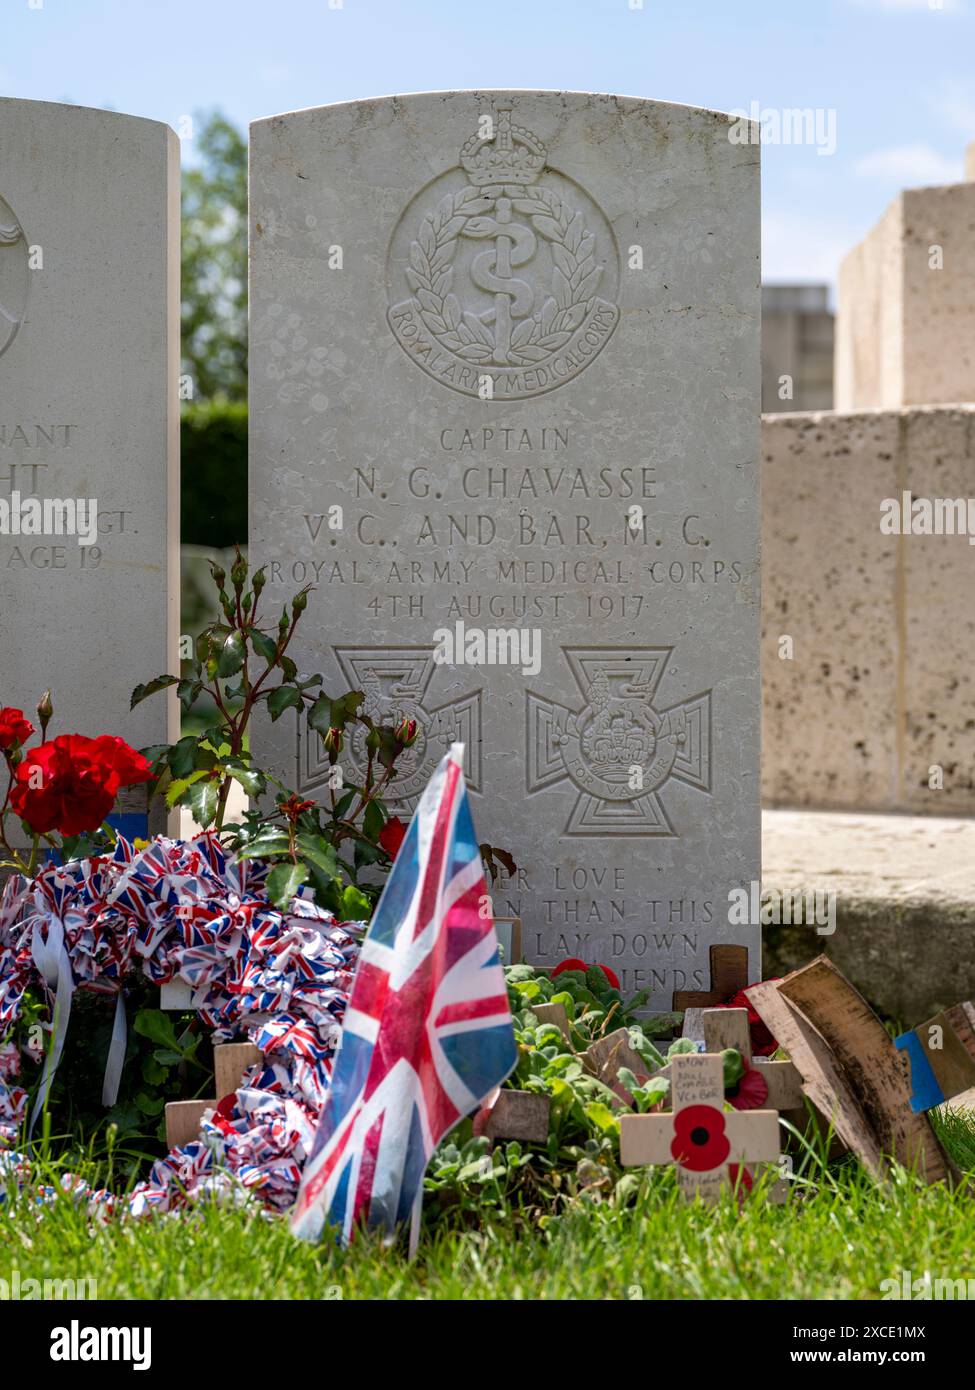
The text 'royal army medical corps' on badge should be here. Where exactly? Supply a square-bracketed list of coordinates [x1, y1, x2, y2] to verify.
[386, 103, 620, 399]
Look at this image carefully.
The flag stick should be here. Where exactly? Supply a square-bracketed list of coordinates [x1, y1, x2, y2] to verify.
[408, 1186, 423, 1261]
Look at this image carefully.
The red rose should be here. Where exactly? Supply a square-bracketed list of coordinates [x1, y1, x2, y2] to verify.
[0, 707, 34, 751]
[89, 736, 154, 787]
[10, 733, 152, 836]
[551, 958, 621, 990]
[378, 815, 407, 858]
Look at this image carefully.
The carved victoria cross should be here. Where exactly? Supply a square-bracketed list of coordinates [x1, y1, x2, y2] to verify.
[526, 647, 711, 836]
[299, 647, 482, 810]
[619, 1052, 780, 1203]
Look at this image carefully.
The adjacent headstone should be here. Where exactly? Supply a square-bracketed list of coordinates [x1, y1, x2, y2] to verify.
[0, 99, 180, 834]
[250, 91, 761, 1010]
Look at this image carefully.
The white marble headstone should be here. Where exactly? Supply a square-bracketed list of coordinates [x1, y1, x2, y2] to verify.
[249, 91, 761, 1007]
[0, 99, 180, 835]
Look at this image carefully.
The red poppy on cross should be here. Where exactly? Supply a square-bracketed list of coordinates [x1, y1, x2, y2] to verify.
[703, 1008, 804, 1112]
[619, 1052, 781, 1203]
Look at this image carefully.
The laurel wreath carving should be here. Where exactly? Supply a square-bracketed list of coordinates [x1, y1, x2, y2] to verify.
[404, 184, 604, 367]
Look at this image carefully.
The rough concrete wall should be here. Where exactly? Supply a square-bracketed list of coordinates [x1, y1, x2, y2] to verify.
[901, 183, 975, 406]
[836, 182, 975, 410]
[835, 197, 904, 411]
[762, 405, 975, 813]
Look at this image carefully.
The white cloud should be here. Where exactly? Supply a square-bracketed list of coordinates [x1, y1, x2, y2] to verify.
[854, 142, 962, 184]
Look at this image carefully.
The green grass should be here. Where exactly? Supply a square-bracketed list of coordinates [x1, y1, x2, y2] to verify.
[3, 1108, 975, 1300]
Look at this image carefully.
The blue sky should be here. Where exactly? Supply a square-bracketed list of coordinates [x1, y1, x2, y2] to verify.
[3, 0, 973, 290]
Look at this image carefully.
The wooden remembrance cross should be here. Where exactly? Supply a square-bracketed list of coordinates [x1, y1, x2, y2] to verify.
[702, 1008, 804, 1112]
[619, 1052, 781, 1202]
[673, 944, 750, 1011]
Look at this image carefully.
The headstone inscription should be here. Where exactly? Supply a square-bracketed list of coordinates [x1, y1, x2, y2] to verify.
[249, 91, 761, 1009]
[0, 99, 180, 836]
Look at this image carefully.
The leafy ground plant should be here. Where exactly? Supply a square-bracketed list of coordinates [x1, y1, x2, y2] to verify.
[505, 962, 679, 1046]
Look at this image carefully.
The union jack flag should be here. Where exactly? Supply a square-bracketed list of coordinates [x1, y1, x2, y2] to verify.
[291, 742, 516, 1244]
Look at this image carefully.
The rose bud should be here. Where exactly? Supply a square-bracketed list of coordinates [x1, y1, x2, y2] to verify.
[36, 689, 53, 732]
[395, 717, 419, 747]
[231, 550, 248, 589]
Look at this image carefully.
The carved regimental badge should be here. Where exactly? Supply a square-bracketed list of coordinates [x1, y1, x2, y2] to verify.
[527, 649, 712, 837]
[299, 647, 482, 810]
[0, 197, 28, 361]
[387, 104, 620, 399]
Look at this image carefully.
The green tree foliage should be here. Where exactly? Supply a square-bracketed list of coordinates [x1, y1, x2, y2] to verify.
[181, 401, 246, 546]
[182, 111, 247, 402]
